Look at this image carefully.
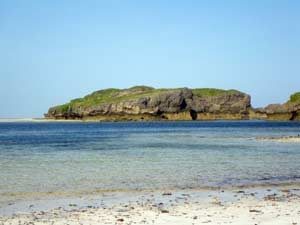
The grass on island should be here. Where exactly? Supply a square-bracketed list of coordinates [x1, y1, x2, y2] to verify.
[290, 92, 300, 103]
[192, 88, 240, 97]
[52, 86, 241, 113]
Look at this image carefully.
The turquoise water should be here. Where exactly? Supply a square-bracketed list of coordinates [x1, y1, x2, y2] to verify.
[0, 121, 300, 198]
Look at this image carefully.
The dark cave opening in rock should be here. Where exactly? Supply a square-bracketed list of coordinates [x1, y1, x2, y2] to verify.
[180, 99, 187, 110]
[190, 110, 197, 120]
[290, 111, 298, 121]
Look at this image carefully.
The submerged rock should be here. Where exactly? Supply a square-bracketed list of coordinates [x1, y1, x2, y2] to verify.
[257, 135, 300, 143]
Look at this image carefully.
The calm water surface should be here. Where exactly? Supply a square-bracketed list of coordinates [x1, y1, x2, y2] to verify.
[0, 121, 300, 197]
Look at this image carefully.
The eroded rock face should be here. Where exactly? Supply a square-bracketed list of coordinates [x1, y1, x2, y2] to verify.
[191, 93, 250, 114]
[45, 87, 251, 121]
[251, 102, 300, 121]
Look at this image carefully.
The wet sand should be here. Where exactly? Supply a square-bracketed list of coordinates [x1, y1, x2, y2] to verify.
[1, 186, 300, 225]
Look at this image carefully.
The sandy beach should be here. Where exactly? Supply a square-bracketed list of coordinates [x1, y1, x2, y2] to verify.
[1, 186, 300, 225]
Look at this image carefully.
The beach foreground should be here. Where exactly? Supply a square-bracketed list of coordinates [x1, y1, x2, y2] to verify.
[1, 121, 300, 224]
[1, 186, 300, 225]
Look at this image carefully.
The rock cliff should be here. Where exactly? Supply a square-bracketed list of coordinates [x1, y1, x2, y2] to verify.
[45, 86, 251, 121]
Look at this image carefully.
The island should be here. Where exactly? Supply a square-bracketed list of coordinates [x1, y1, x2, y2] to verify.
[45, 86, 300, 121]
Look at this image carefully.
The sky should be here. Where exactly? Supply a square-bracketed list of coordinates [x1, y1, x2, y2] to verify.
[0, 0, 299, 118]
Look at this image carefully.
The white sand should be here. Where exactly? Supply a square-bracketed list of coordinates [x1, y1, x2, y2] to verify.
[1, 188, 300, 225]
[277, 137, 300, 143]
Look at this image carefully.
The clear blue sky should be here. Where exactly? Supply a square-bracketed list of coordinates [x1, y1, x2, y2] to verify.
[1, 0, 299, 118]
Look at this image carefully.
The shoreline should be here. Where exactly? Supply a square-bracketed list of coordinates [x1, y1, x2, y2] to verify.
[1, 118, 300, 123]
[2, 181, 300, 204]
[1, 185, 300, 224]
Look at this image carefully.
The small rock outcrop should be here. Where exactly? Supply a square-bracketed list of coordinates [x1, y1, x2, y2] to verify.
[45, 86, 251, 121]
[251, 92, 300, 121]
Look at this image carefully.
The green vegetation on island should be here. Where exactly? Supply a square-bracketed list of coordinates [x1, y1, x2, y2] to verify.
[290, 92, 300, 103]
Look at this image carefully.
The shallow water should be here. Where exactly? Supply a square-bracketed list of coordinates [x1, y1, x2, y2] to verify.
[0, 121, 300, 197]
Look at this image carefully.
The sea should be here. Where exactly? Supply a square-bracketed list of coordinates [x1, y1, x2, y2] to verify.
[0, 121, 300, 201]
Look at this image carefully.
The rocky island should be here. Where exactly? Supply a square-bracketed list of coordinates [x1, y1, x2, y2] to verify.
[45, 86, 300, 121]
